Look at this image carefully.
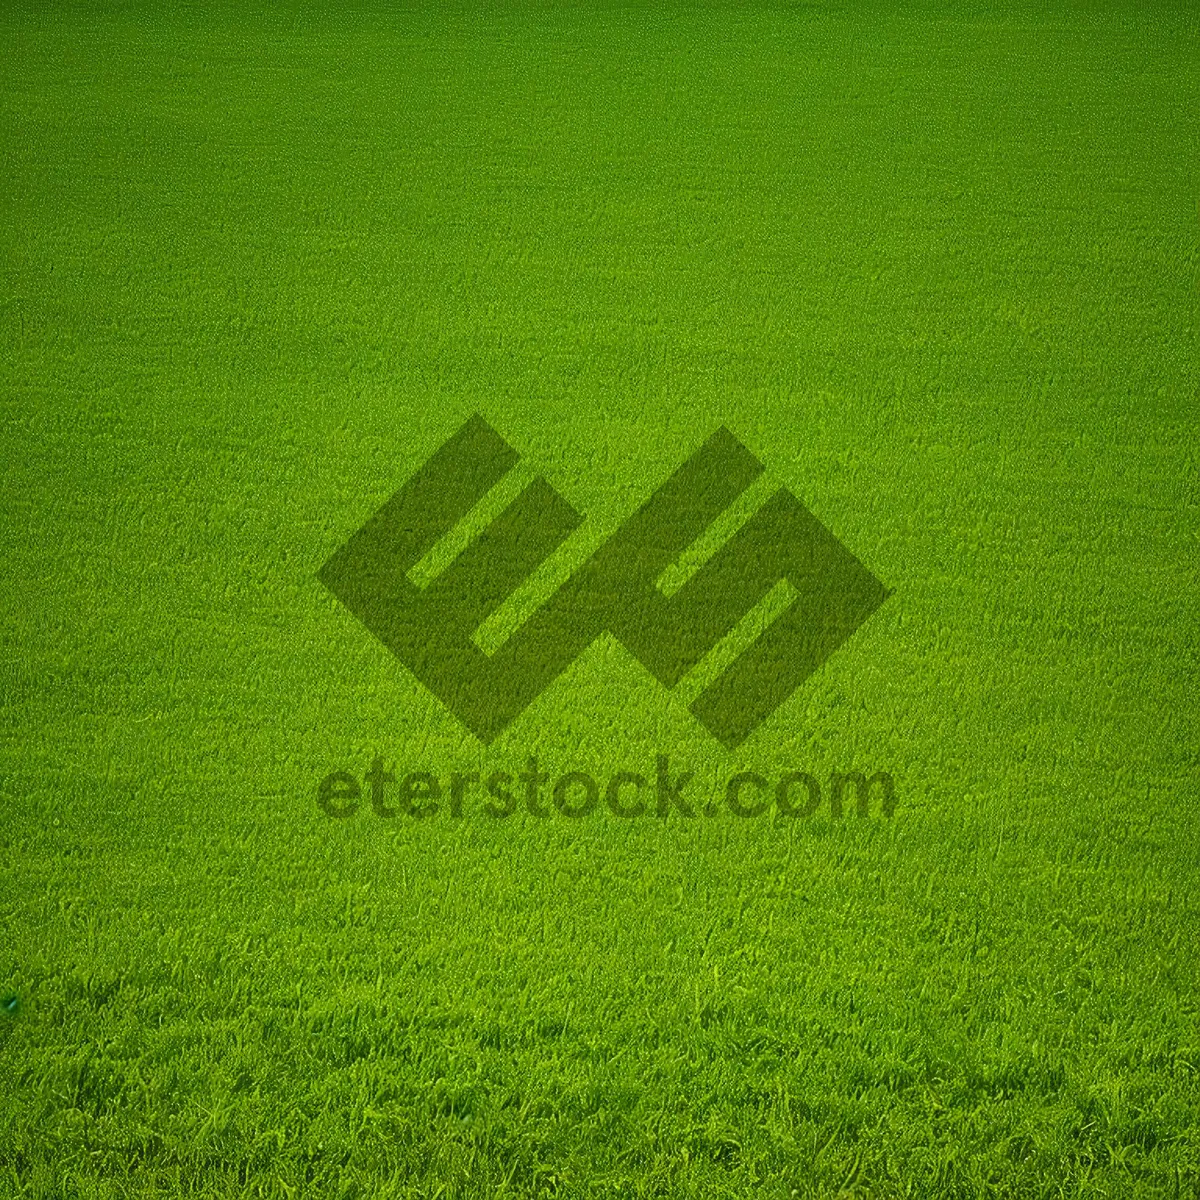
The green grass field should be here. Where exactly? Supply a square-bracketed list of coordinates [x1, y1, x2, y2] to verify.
[2, 1, 1198, 1195]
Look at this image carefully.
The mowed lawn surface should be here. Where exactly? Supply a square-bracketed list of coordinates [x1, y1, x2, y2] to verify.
[2, 1, 1198, 1195]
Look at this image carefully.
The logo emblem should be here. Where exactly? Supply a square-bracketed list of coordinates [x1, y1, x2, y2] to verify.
[319, 415, 890, 748]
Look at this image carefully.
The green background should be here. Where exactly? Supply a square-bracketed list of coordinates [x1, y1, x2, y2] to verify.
[2, 1, 1197, 1195]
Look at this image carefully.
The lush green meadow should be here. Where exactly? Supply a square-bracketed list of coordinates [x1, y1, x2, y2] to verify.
[2, 1, 1198, 1195]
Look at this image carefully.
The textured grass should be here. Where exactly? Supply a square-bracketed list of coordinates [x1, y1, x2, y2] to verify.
[2, 0, 1198, 1196]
